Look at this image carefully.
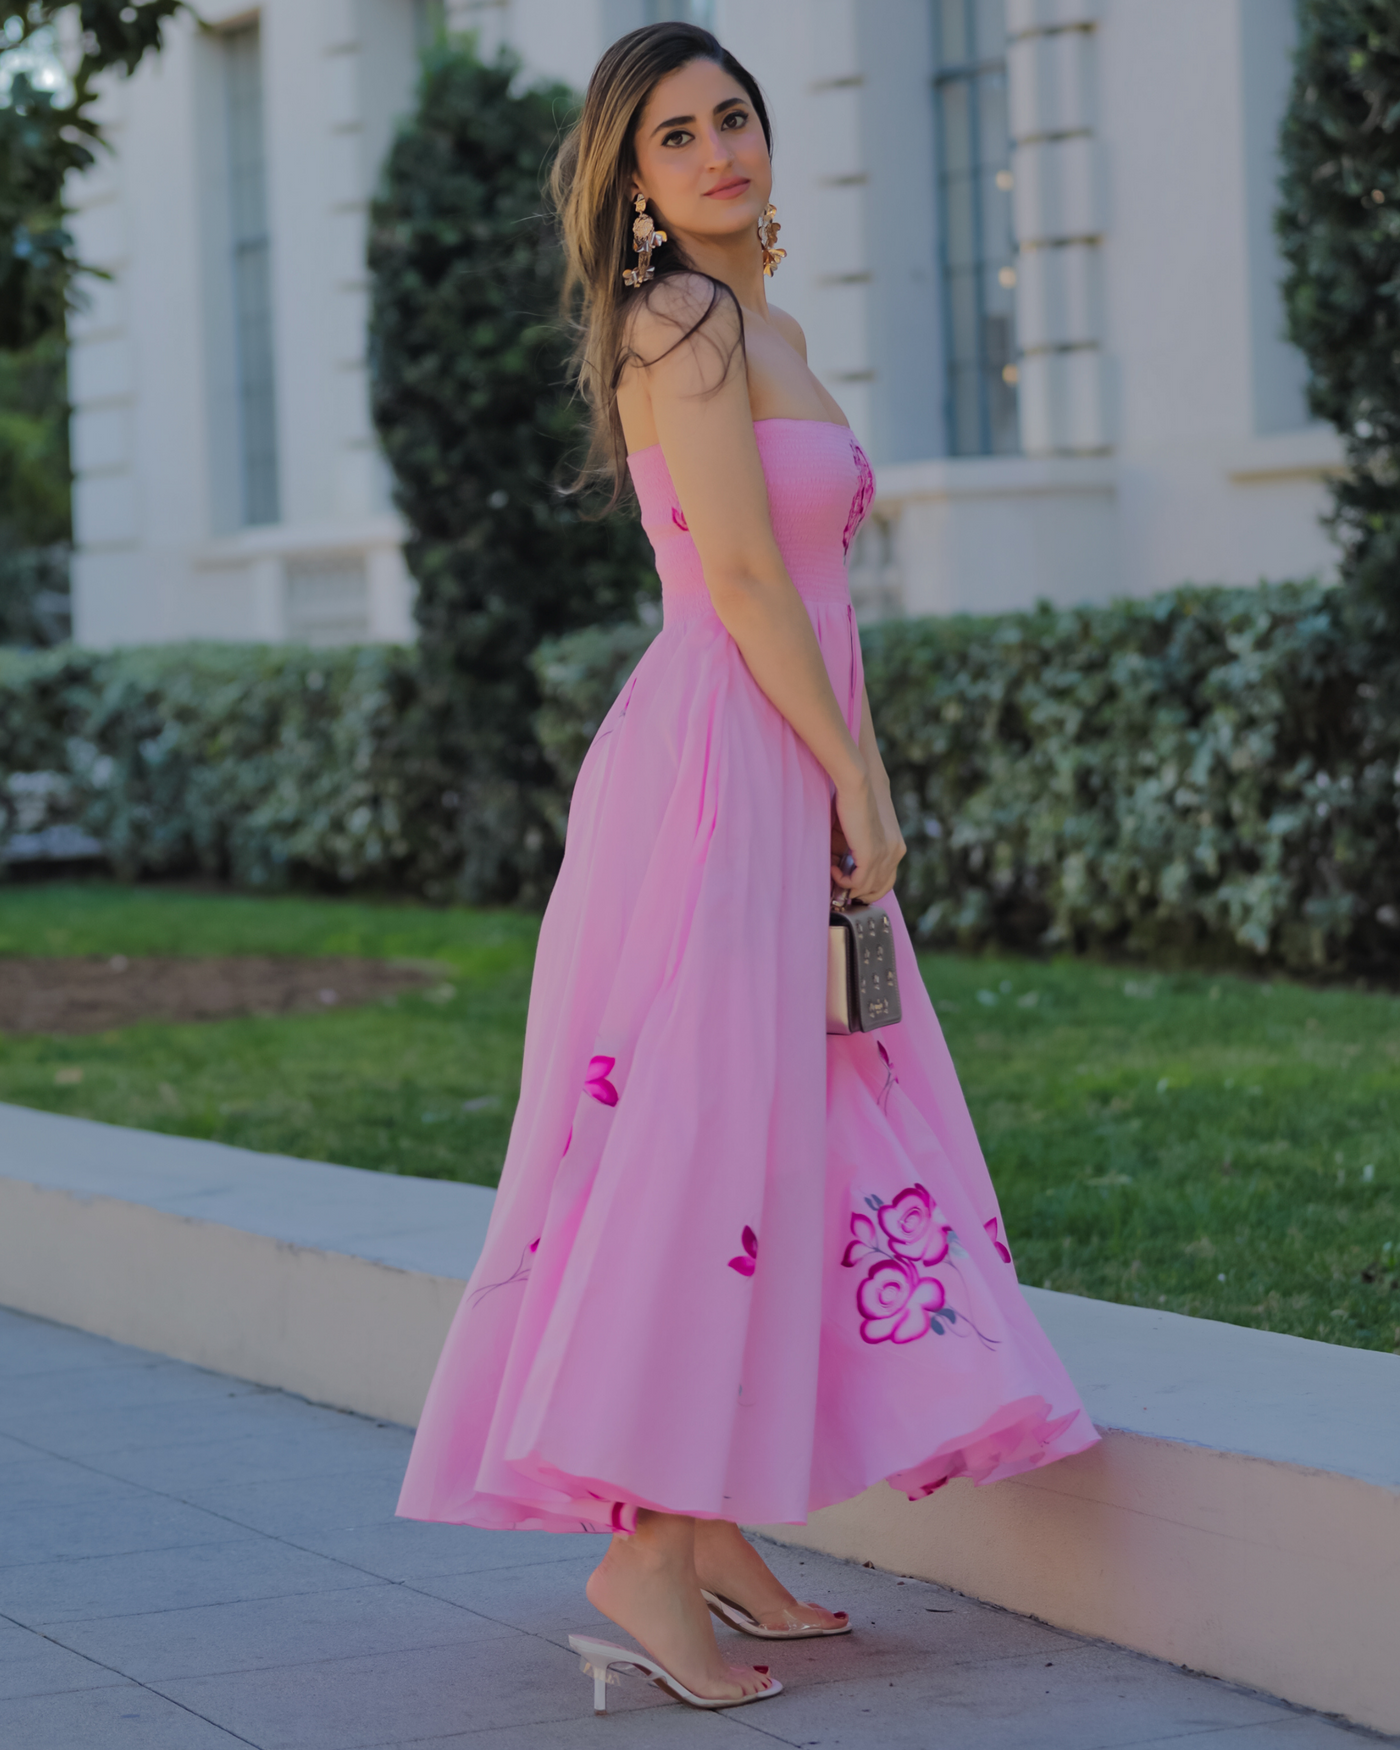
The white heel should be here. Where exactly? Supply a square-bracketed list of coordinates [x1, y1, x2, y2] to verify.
[568, 1634, 782, 1713]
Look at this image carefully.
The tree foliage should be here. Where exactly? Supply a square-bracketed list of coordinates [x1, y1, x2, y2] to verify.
[1278, 0, 1400, 633]
[0, 330, 68, 546]
[367, 37, 654, 900]
[0, 2, 188, 351]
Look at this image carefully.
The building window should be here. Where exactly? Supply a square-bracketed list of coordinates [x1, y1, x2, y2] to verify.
[285, 555, 370, 646]
[222, 22, 280, 526]
[932, 0, 1019, 456]
[644, 0, 716, 27]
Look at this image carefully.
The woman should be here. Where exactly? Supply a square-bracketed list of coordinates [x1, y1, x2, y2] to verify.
[398, 22, 1097, 1715]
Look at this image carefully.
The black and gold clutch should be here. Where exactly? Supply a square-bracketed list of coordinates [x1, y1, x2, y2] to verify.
[827, 893, 902, 1035]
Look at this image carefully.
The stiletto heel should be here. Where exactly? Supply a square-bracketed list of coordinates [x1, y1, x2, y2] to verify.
[568, 1634, 781, 1712]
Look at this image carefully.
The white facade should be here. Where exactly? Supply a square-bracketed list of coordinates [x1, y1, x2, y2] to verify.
[68, 0, 1339, 647]
[69, 0, 423, 647]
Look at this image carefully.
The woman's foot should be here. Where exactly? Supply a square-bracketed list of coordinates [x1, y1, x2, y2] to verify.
[694, 1519, 849, 1634]
[585, 1512, 776, 1703]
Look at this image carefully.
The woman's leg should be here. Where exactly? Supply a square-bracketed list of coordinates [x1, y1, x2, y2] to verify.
[694, 1519, 848, 1631]
[586, 1510, 773, 1700]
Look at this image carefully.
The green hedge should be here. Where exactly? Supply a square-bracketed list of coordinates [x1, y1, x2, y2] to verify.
[0, 643, 460, 893]
[532, 585, 1400, 977]
[5, 583, 1397, 977]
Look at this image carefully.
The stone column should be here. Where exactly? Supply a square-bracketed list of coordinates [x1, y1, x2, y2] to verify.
[1006, 0, 1110, 455]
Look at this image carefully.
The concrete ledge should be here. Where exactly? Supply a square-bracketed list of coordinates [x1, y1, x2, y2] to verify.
[1225, 423, 1346, 484]
[1, 1102, 1396, 1734]
[0, 1178, 463, 1426]
[0, 1101, 490, 1425]
[873, 451, 1117, 504]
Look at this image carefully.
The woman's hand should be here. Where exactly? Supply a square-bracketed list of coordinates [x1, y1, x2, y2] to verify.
[832, 773, 905, 904]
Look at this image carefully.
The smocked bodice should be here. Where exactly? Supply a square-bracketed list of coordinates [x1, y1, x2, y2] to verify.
[627, 418, 875, 622]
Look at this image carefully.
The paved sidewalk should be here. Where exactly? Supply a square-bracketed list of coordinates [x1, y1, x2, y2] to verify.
[0, 1308, 1385, 1750]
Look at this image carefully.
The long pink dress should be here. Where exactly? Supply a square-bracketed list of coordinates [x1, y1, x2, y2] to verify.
[398, 418, 1098, 1535]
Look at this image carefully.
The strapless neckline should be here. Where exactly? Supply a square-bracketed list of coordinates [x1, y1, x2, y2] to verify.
[625, 415, 852, 461]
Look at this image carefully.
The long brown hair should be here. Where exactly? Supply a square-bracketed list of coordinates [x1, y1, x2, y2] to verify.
[550, 23, 773, 508]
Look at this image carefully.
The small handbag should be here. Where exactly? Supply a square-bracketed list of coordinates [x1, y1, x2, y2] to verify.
[827, 888, 902, 1034]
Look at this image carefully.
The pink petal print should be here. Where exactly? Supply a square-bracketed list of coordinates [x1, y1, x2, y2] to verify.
[842, 1211, 878, 1268]
[985, 1217, 1012, 1263]
[924, 1225, 952, 1267]
[584, 1055, 619, 1106]
[671, 505, 689, 531]
[841, 437, 875, 555]
[893, 1274, 946, 1342]
[528, 1237, 540, 1254]
[729, 1224, 759, 1275]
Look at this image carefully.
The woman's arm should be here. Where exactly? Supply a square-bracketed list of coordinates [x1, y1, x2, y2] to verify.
[832, 687, 906, 878]
[626, 279, 902, 902]
[859, 687, 905, 852]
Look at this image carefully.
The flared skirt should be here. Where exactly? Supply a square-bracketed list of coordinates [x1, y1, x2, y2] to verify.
[397, 596, 1097, 1534]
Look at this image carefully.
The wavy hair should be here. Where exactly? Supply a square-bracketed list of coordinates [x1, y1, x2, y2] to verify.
[550, 22, 772, 508]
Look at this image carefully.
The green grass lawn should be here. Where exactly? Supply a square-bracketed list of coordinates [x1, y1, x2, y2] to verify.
[0, 884, 538, 1188]
[2, 881, 1396, 1353]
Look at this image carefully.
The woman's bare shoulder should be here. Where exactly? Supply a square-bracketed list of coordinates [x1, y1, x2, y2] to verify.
[766, 304, 808, 361]
[625, 271, 742, 358]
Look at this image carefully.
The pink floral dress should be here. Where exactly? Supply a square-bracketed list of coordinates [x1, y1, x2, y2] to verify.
[398, 419, 1097, 1535]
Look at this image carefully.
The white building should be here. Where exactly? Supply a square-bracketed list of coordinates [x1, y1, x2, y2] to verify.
[68, 0, 1341, 647]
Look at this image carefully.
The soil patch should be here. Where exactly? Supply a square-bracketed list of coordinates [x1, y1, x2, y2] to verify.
[0, 956, 435, 1035]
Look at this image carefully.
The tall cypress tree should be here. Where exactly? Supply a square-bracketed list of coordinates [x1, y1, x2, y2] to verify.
[368, 40, 654, 901]
[1277, 2, 1400, 641]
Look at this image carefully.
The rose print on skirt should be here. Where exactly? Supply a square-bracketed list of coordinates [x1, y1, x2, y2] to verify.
[879, 1184, 951, 1264]
[842, 1184, 999, 1349]
[857, 1259, 947, 1344]
[984, 1217, 1012, 1263]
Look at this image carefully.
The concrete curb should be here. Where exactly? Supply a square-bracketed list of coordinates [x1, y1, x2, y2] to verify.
[0, 1176, 463, 1427]
[1, 1103, 1396, 1734]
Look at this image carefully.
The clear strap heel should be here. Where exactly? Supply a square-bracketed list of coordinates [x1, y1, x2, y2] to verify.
[701, 1588, 852, 1639]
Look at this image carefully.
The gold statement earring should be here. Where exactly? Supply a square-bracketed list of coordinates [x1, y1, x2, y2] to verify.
[758, 202, 785, 276]
[622, 192, 666, 288]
